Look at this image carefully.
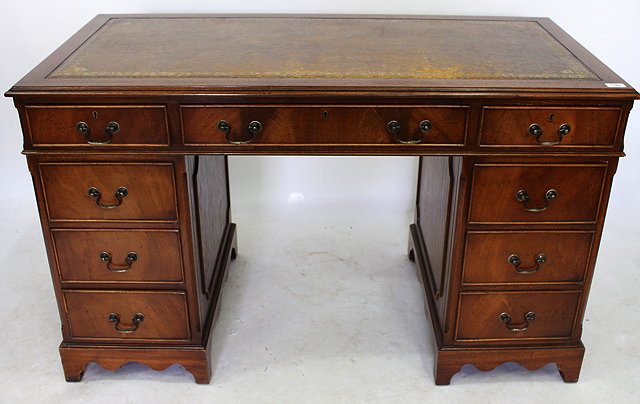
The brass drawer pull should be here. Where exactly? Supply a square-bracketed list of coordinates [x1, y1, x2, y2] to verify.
[99, 251, 138, 272]
[217, 119, 262, 144]
[76, 121, 120, 145]
[108, 312, 145, 333]
[508, 253, 547, 274]
[499, 311, 536, 332]
[528, 123, 571, 146]
[387, 120, 432, 144]
[515, 189, 557, 212]
[88, 186, 128, 209]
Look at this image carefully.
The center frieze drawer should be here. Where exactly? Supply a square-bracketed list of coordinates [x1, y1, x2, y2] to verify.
[468, 163, 608, 224]
[462, 231, 594, 285]
[181, 105, 468, 145]
[455, 291, 581, 342]
[39, 162, 178, 222]
[52, 229, 184, 284]
[63, 290, 190, 342]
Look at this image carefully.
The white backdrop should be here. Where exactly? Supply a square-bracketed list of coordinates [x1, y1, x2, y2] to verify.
[1, 1, 638, 213]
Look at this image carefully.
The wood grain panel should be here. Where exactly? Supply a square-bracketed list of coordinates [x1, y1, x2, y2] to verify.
[40, 163, 177, 222]
[456, 291, 581, 341]
[479, 107, 621, 147]
[417, 157, 453, 296]
[462, 231, 593, 285]
[26, 106, 169, 146]
[186, 156, 230, 299]
[468, 163, 607, 224]
[63, 290, 190, 341]
[182, 106, 468, 145]
[52, 229, 183, 284]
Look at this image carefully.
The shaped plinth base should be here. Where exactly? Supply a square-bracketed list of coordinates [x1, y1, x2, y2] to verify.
[434, 346, 585, 385]
[60, 344, 212, 383]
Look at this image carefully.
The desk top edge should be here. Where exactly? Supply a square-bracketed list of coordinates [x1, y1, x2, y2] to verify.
[6, 14, 639, 99]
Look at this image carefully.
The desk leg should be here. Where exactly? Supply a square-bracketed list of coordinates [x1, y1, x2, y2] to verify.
[25, 154, 238, 384]
[410, 155, 606, 384]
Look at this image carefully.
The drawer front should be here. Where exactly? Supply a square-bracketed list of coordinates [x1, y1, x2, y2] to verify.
[52, 229, 184, 284]
[479, 106, 621, 147]
[25, 106, 169, 146]
[181, 105, 468, 145]
[463, 231, 593, 285]
[456, 291, 581, 341]
[63, 290, 190, 341]
[40, 163, 178, 222]
[468, 164, 608, 224]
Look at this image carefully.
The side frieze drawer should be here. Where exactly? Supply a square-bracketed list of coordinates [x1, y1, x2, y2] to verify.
[479, 106, 621, 148]
[25, 105, 170, 147]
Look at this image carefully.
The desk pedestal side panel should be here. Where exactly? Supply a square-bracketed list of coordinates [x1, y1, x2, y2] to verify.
[26, 154, 237, 384]
[412, 156, 462, 331]
[184, 155, 237, 328]
[410, 155, 619, 385]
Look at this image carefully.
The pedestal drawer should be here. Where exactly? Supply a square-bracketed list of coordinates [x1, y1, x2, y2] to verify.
[25, 105, 169, 147]
[52, 229, 184, 284]
[462, 231, 594, 285]
[39, 162, 178, 221]
[63, 290, 190, 341]
[479, 106, 621, 147]
[456, 291, 581, 342]
[468, 163, 608, 224]
[181, 105, 468, 145]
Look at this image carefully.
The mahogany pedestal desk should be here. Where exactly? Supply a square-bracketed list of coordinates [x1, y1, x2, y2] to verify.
[6, 14, 638, 385]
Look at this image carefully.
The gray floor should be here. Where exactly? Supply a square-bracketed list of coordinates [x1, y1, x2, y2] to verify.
[1, 197, 638, 404]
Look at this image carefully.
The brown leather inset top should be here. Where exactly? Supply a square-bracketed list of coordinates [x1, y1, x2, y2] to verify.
[49, 17, 598, 81]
